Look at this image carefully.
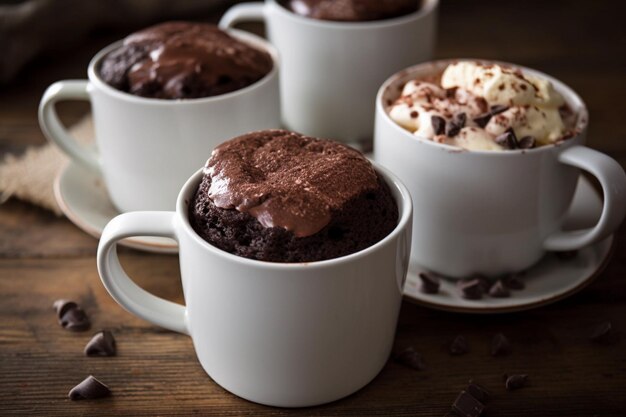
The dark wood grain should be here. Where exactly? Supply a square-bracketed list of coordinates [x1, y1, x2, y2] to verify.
[1, 0, 625, 415]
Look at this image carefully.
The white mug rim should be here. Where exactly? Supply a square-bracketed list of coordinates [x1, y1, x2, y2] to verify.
[176, 163, 412, 271]
[267, 0, 439, 29]
[86, 28, 279, 106]
[376, 58, 590, 156]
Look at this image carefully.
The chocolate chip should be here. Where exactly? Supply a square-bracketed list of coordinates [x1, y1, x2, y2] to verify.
[467, 380, 490, 403]
[459, 279, 483, 300]
[393, 347, 425, 370]
[431, 115, 446, 135]
[53, 299, 78, 320]
[491, 333, 512, 356]
[450, 335, 469, 355]
[495, 128, 518, 149]
[68, 375, 111, 400]
[503, 274, 526, 290]
[60, 307, 90, 331]
[555, 250, 578, 260]
[446, 87, 458, 98]
[419, 272, 440, 294]
[472, 112, 492, 128]
[452, 391, 484, 417]
[505, 374, 528, 391]
[85, 330, 117, 357]
[446, 121, 462, 137]
[488, 280, 510, 298]
[590, 321, 614, 344]
[455, 112, 467, 128]
[490, 104, 509, 115]
[410, 110, 419, 118]
[517, 136, 536, 149]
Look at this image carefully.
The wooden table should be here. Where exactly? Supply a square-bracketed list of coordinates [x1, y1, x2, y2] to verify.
[1, 1, 625, 415]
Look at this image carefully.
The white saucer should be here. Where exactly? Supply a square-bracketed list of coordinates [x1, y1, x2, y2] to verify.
[54, 162, 178, 254]
[403, 176, 614, 313]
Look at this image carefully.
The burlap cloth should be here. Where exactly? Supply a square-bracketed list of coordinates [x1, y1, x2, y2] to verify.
[0, 116, 93, 215]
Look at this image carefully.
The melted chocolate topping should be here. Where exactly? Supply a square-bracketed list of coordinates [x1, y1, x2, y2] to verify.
[204, 130, 380, 237]
[99, 22, 273, 99]
[282, 0, 420, 22]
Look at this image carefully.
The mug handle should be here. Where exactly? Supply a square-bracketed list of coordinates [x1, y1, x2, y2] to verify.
[219, 2, 266, 29]
[97, 212, 189, 335]
[38, 80, 100, 172]
[544, 145, 626, 251]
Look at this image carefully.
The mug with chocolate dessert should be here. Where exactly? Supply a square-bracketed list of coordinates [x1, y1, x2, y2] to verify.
[374, 60, 626, 278]
[97, 130, 413, 407]
[39, 22, 280, 212]
[220, 0, 438, 143]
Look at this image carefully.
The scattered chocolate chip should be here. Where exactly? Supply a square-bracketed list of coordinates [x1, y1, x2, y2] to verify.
[393, 347, 425, 370]
[68, 376, 111, 400]
[60, 307, 90, 331]
[53, 299, 78, 320]
[455, 112, 467, 128]
[452, 391, 484, 417]
[590, 321, 614, 344]
[446, 121, 462, 137]
[472, 112, 492, 128]
[503, 274, 526, 290]
[555, 250, 578, 260]
[85, 330, 117, 357]
[488, 280, 510, 298]
[431, 115, 446, 135]
[446, 87, 458, 98]
[495, 128, 518, 149]
[410, 110, 419, 118]
[467, 380, 490, 403]
[490, 104, 509, 115]
[505, 374, 528, 391]
[517, 136, 536, 149]
[491, 333, 512, 356]
[419, 272, 440, 294]
[459, 279, 483, 300]
[450, 335, 469, 355]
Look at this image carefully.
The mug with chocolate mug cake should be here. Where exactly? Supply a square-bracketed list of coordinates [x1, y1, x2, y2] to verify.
[97, 130, 413, 407]
[220, 0, 438, 144]
[40, 22, 280, 213]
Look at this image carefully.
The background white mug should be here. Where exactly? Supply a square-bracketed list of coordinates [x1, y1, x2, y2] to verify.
[219, 0, 438, 143]
[39, 29, 280, 212]
[374, 59, 626, 278]
[96, 165, 413, 407]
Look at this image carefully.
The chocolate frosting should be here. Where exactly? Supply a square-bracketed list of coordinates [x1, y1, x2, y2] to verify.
[282, 0, 420, 21]
[99, 22, 273, 99]
[204, 130, 380, 237]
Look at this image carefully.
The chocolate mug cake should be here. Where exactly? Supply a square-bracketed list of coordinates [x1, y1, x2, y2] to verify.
[280, 0, 421, 22]
[98, 22, 273, 99]
[189, 130, 398, 262]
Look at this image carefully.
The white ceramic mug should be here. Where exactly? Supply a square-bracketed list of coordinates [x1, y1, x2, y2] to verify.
[219, 0, 438, 142]
[374, 59, 626, 278]
[96, 165, 413, 407]
[39, 29, 280, 213]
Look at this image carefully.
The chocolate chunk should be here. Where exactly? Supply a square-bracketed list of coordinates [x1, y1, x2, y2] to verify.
[419, 272, 440, 294]
[410, 110, 419, 118]
[472, 112, 492, 128]
[467, 380, 490, 403]
[452, 391, 484, 417]
[459, 279, 483, 300]
[495, 128, 518, 149]
[490, 105, 509, 115]
[450, 335, 469, 355]
[491, 333, 512, 356]
[431, 115, 446, 135]
[68, 375, 111, 400]
[455, 112, 467, 128]
[393, 347, 425, 370]
[53, 299, 78, 320]
[505, 374, 528, 391]
[446, 87, 458, 98]
[517, 136, 536, 149]
[60, 307, 90, 331]
[488, 280, 510, 298]
[503, 274, 525, 290]
[555, 250, 578, 260]
[85, 330, 117, 357]
[590, 321, 614, 344]
[446, 121, 462, 137]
